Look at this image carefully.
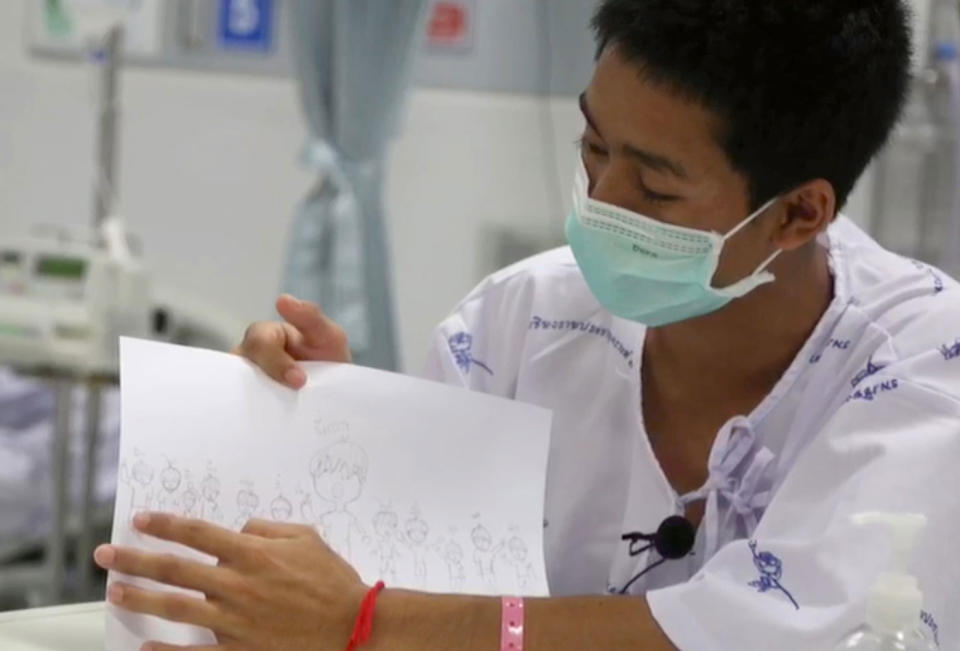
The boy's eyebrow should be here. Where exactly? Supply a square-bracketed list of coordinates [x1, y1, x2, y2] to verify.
[623, 144, 689, 179]
[579, 92, 603, 138]
[578, 92, 689, 180]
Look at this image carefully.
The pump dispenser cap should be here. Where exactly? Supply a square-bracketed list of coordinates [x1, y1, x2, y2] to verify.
[851, 512, 927, 633]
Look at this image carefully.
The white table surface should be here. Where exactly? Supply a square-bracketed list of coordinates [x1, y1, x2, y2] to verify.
[0, 602, 105, 651]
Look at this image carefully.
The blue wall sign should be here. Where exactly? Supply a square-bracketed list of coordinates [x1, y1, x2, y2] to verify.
[218, 0, 274, 51]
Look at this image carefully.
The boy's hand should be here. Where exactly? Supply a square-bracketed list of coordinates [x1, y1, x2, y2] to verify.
[234, 295, 351, 389]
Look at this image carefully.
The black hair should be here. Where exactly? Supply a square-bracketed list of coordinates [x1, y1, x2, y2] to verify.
[592, 0, 912, 210]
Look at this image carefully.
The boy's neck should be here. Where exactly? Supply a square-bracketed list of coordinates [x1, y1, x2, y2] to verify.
[643, 242, 834, 401]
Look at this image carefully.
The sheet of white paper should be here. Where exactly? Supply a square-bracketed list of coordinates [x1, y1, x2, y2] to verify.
[107, 338, 552, 648]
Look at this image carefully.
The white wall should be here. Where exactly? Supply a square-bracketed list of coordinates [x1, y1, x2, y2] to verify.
[0, 0, 582, 371]
[388, 94, 580, 368]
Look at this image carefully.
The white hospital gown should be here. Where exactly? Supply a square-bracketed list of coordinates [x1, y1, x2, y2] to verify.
[422, 217, 960, 650]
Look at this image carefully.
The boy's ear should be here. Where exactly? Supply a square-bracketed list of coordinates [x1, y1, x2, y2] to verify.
[771, 179, 835, 251]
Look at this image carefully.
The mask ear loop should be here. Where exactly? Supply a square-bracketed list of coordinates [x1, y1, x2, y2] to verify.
[710, 197, 783, 294]
[711, 246, 782, 295]
[750, 248, 782, 277]
[721, 196, 780, 242]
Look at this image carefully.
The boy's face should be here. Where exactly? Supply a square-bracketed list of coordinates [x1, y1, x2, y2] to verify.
[406, 519, 428, 544]
[202, 476, 220, 500]
[182, 489, 197, 509]
[271, 499, 292, 521]
[472, 526, 492, 551]
[374, 512, 398, 538]
[133, 460, 154, 485]
[508, 537, 527, 561]
[237, 488, 259, 512]
[446, 542, 462, 562]
[580, 46, 781, 289]
[313, 466, 362, 505]
[161, 466, 181, 492]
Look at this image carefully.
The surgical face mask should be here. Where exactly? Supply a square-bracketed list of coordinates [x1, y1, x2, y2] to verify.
[565, 158, 781, 327]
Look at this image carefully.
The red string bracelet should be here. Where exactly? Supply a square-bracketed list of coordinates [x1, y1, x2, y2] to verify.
[346, 581, 386, 651]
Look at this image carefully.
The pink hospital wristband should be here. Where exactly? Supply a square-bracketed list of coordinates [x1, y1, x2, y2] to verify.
[501, 596, 525, 651]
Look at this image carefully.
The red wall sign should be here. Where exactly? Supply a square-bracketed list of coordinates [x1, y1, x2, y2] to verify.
[427, 1, 472, 49]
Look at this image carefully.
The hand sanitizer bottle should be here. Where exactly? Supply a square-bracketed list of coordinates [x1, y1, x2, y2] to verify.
[834, 513, 937, 650]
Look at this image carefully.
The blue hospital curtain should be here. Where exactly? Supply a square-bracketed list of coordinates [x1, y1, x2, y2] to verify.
[281, 0, 428, 370]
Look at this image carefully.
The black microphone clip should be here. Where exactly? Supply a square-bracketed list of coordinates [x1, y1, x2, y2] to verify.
[616, 515, 696, 594]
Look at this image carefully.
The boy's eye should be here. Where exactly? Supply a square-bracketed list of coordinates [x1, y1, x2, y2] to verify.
[577, 136, 608, 157]
[642, 187, 678, 203]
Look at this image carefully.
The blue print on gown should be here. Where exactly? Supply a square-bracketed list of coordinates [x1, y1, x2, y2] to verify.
[748, 541, 799, 610]
[910, 260, 945, 295]
[940, 339, 960, 361]
[528, 316, 635, 367]
[846, 379, 899, 403]
[920, 610, 940, 646]
[851, 356, 886, 388]
[448, 332, 493, 375]
[809, 338, 852, 364]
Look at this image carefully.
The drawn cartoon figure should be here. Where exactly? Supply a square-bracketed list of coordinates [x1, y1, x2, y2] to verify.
[270, 494, 293, 521]
[122, 450, 155, 517]
[471, 522, 503, 590]
[372, 505, 404, 583]
[268, 477, 294, 522]
[505, 535, 538, 592]
[314, 418, 350, 439]
[448, 332, 493, 375]
[179, 476, 200, 518]
[440, 539, 466, 592]
[118, 460, 132, 510]
[405, 507, 431, 587]
[200, 465, 224, 523]
[156, 459, 183, 512]
[748, 541, 799, 610]
[233, 481, 261, 530]
[303, 440, 370, 558]
[297, 485, 316, 527]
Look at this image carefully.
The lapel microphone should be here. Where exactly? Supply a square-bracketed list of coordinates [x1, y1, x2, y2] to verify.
[617, 515, 696, 594]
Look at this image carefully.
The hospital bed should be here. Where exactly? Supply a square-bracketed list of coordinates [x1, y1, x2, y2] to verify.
[0, 367, 120, 609]
[0, 296, 239, 611]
